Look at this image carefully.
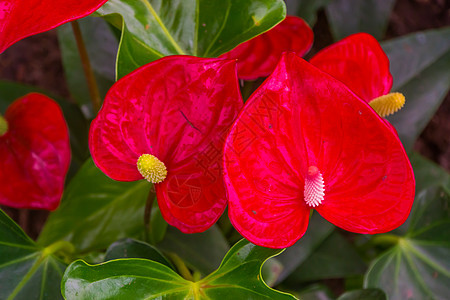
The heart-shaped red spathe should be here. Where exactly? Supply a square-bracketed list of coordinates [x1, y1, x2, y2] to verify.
[89, 55, 243, 233]
[223, 53, 415, 249]
[0, 93, 71, 210]
[220, 16, 313, 80]
[0, 0, 109, 53]
[310, 33, 392, 102]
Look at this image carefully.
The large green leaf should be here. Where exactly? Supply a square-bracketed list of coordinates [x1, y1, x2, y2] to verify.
[58, 16, 118, 116]
[365, 220, 450, 300]
[104, 238, 174, 270]
[285, 0, 331, 26]
[62, 239, 296, 299]
[325, 0, 396, 40]
[0, 209, 67, 300]
[157, 225, 229, 275]
[286, 231, 367, 283]
[37, 159, 151, 253]
[0, 81, 89, 177]
[96, 0, 286, 78]
[383, 28, 450, 150]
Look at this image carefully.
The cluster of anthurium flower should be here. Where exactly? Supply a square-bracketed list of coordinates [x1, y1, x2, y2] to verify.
[0, 0, 414, 249]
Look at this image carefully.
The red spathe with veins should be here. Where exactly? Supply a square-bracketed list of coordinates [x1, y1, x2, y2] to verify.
[89, 55, 243, 233]
[223, 53, 415, 249]
[220, 16, 313, 80]
[0, 93, 71, 210]
[0, 0, 109, 53]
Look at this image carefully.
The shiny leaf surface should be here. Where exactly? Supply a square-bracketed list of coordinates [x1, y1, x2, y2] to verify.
[96, 0, 286, 78]
[38, 159, 150, 253]
[105, 238, 174, 270]
[383, 28, 450, 150]
[0, 93, 70, 210]
[325, 0, 395, 40]
[62, 239, 296, 299]
[0, 209, 66, 300]
[0, 0, 108, 53]
[58, 16, 117, 115]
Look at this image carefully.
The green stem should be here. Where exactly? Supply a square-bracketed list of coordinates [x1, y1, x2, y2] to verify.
[371, 234, 401, 246]
[71, 20, 102, 113]
[167, 253, 194, 281]
[144, 190, 155, 243]
[0, 113, 8, 136]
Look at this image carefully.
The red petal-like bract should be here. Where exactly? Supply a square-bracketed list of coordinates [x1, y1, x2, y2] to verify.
[310, 33, 392, 102]
[0, 93, 70, 210]
[224, 53, 415, 248]
[0, 0, 109, 53]
[90, 55, 243, 233]
[220, 16, 313, 80]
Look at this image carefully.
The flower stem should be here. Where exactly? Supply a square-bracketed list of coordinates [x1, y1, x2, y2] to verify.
[371, 234, 400, 246]
[167, 252, 194, 281]
[0, 113, 8, 136]
[144, 189, 155, 243]
[71, 20, 102, 113]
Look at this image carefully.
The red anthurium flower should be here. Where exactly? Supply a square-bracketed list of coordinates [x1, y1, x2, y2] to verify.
[89, 55, 243, 233]
[223, 53, 415, 248]
[220, 16, 313, 80]
[0, 0, 109, 53]
[310, 33, 405, 118]
[0, 93, 71, 210]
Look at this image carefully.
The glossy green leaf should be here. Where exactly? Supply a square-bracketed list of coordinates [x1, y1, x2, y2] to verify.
[58, 17, 118, 117]
[96, 0, 286, 78]
[287, 231, 367, 283]
[274, 212, 335, 283]
[0, 81, 89, 177]
[38, 159, 151, 253]
[104, 238, 173, 270]
[325, 0, 395, 40]
[286, 0, 331, 26]
[337, 288, 386, 300]
[383, 28, 450, 150]
[157, 225, 229, 275]
[62, 239, 296, 299]
[365, 220, 450, 300]
[0, 209, 67, 300]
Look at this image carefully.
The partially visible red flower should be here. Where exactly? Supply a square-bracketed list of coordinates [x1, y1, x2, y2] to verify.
[0, 93, 71, 210]
[223, 53, 415, 249]
[0, 0, 109, 53]
[220, 16, 313, 80]
[89, 55, 243, 233]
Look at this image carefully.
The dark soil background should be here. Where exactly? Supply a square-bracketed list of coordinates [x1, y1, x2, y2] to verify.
[0, 0, 449, 240]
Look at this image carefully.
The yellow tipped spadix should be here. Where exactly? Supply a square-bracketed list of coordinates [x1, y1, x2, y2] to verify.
[369, 92, 405, 118]
[0, 115, 8, 136]
[137, 154, 167, 184]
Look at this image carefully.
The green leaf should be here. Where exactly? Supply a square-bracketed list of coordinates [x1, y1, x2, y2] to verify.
[37, 159, 151, 253]
[286, 231, 367, 283]
[147, 198, 168, 245]
[96, 0, 286, 78]
[58, 17, 118, 116]
[286, 0, 331, 26]
[104, 238, 174, 270]
[274, 212, 335, 283]
[0, 81, 89, 177]
[325, 0, 396, 40]
[157, 225, 229, 275]
[383, 28, 450, 150]
[365, 221, 450, 300]
[296, 285, 334, 300]
[62, 239, 296, 299]
[337, 288, 386, 300]
[0, 209, 67, 300]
